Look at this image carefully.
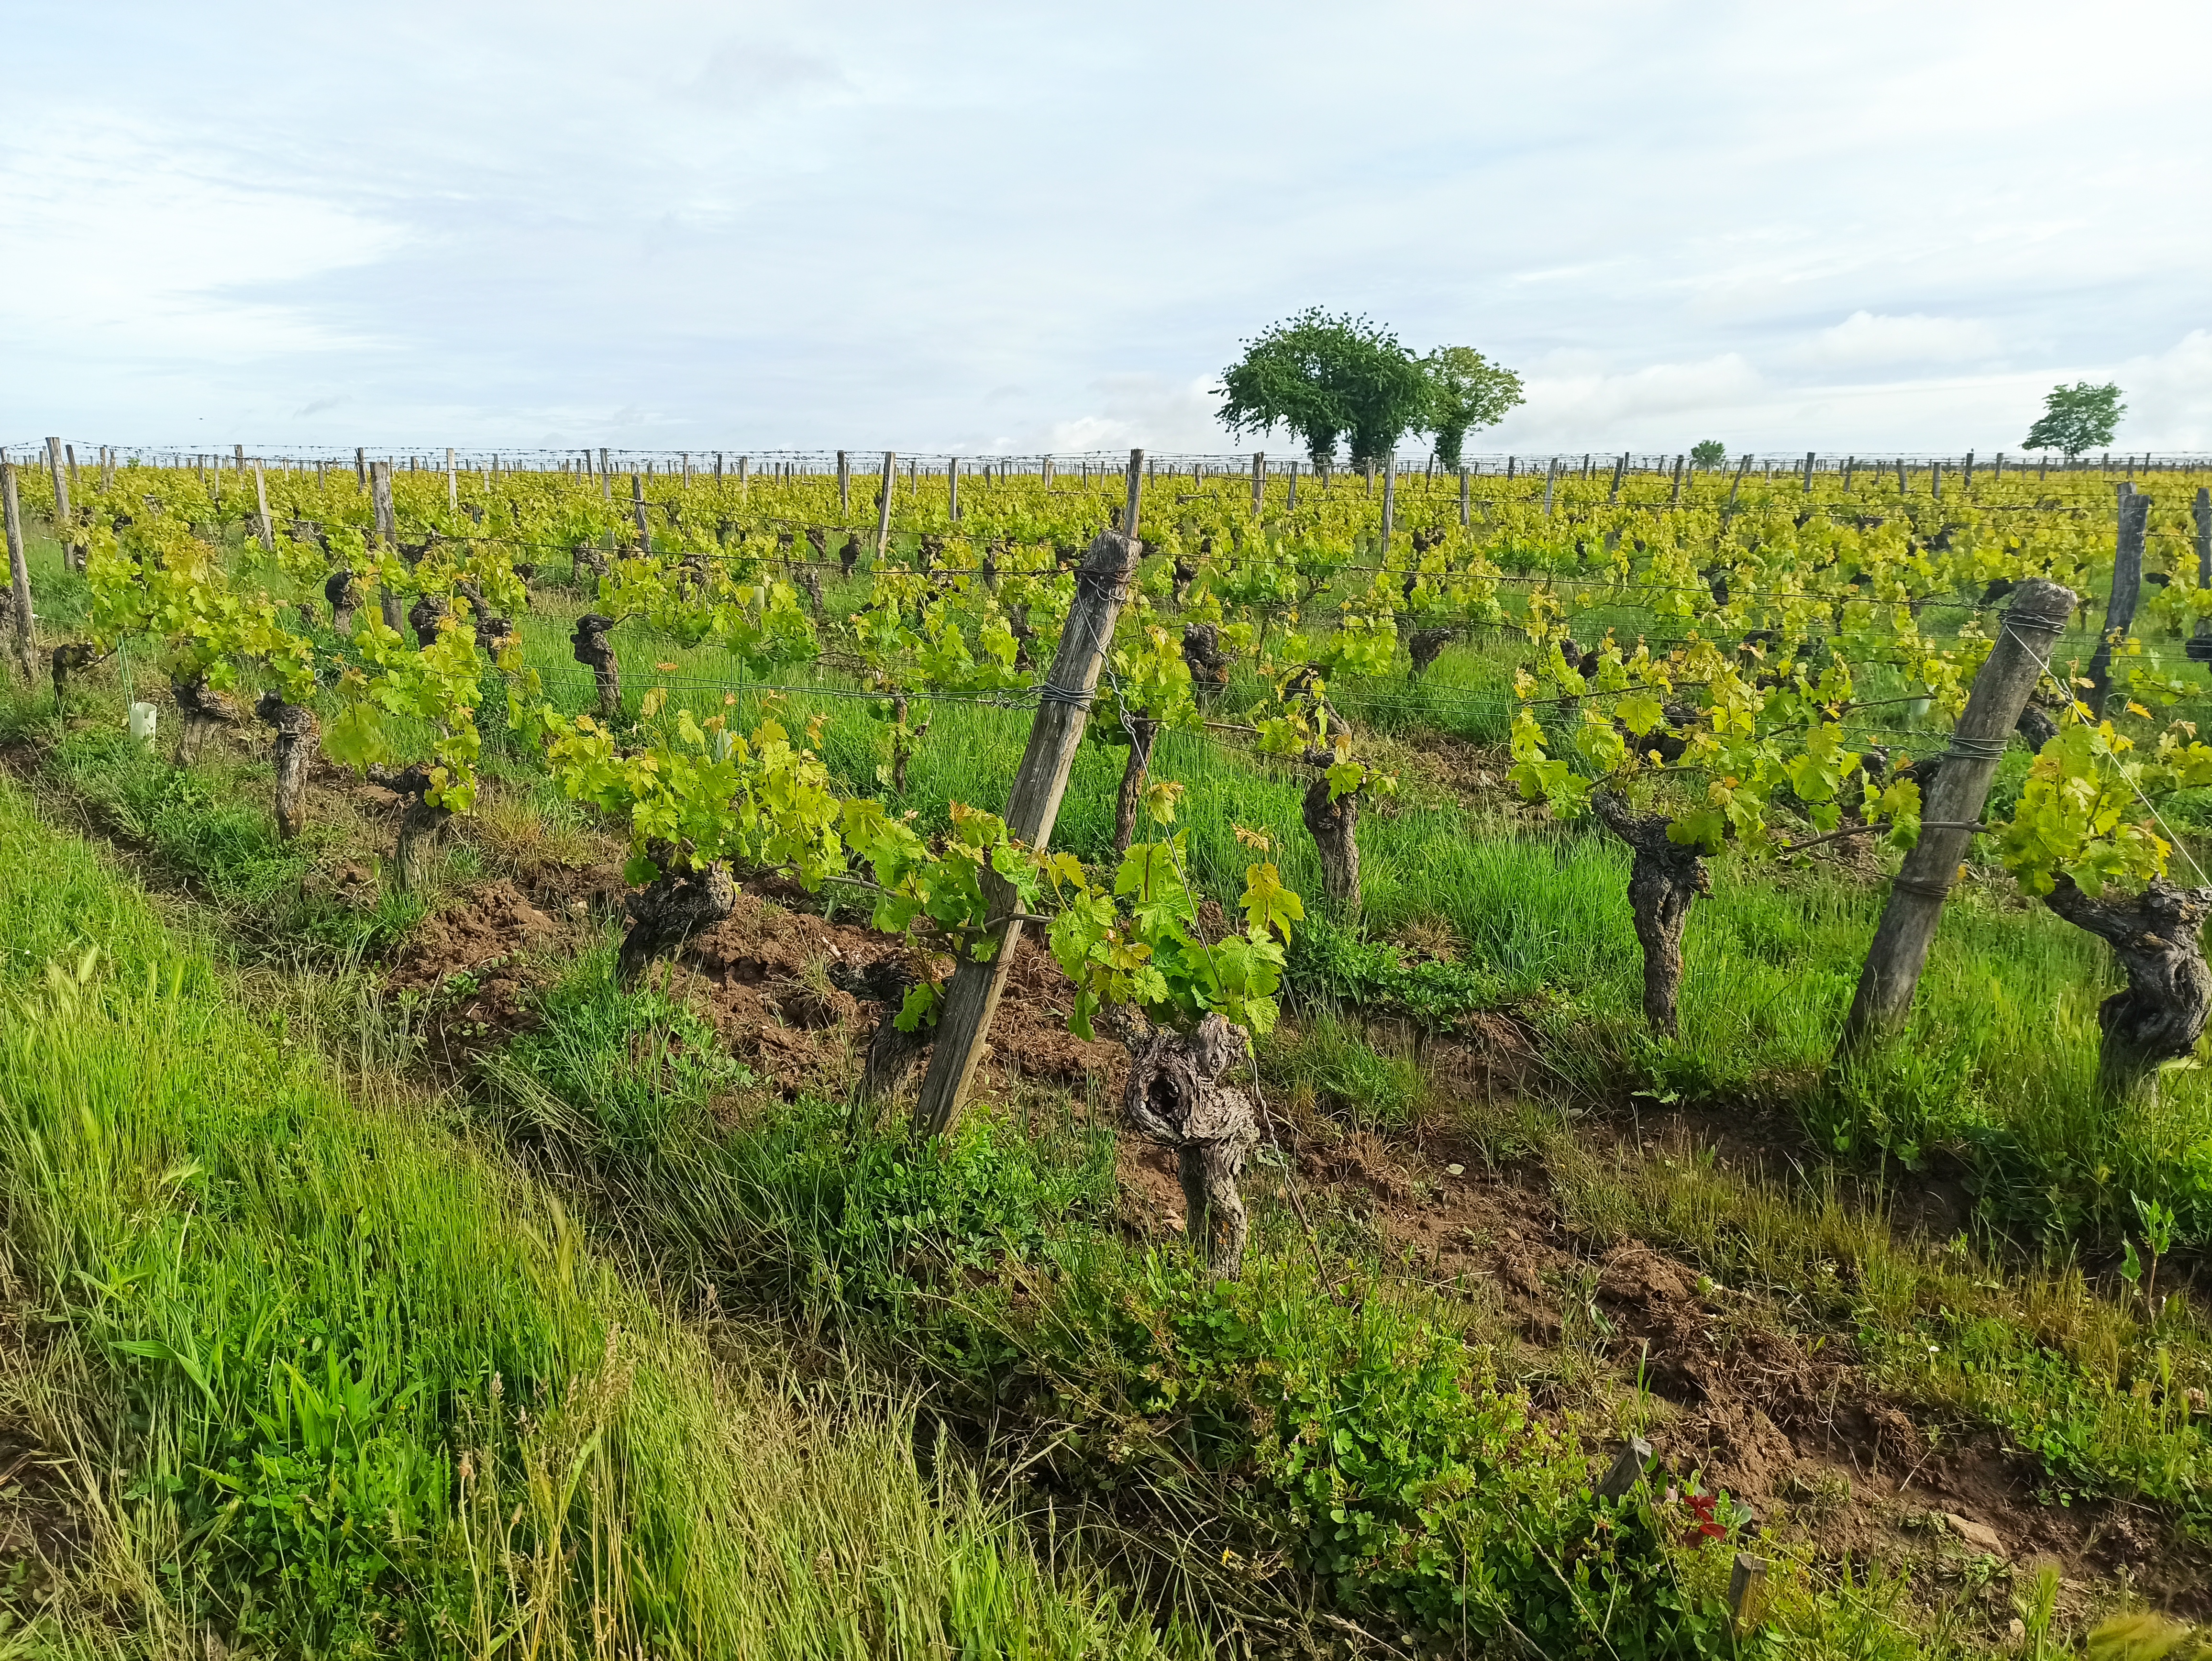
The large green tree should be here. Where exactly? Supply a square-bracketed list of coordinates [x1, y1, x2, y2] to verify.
[1216, 310, 1429, 470]
[1421, 346, 1524, 469]
[2024, 381, 2125, 458]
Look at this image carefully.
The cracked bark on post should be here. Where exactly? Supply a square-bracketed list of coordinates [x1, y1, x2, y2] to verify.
[571, 614, 622, 721]
[1125, 1013, 1261, 1277]
[257, 692, 319, 840]
[618, 858, 737, 988]
[1592, 789, 1711, 1036]
[2043, 875, 2212, 1106]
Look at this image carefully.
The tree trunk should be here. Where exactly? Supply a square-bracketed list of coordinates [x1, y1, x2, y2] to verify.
[170, 674, 243, 764]
[1124, 1014, 1261, 1277]
[256, 693, 318, 839]
[1300, 771, 1362, 922]
[572, 614, 622, 722]
[2043, 875, 2212, 1105]
[1592, 790, 1711, 1036]
[618, 859, 736, 988]
[1112, 715, 1160, 855]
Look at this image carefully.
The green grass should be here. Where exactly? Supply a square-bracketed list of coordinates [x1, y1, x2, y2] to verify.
[0, 780, 1170, 1657]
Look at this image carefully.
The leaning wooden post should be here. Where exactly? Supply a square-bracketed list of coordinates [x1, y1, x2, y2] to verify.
[1542, 457, 1559, 517]
[2086, 490, 2152, 716]
[1837, 579, 2076, 1052]
[1671, 454, 1685, 505]
[251, 459, 275, 550]
[1608, 451, 1628, 503]
[3, 463, 35, 686]
[1250, 451, 1265, 517]
[910, 449, 1147, 1137]
[874, 451, 896, 556]
[1287, 458, 1298, 510]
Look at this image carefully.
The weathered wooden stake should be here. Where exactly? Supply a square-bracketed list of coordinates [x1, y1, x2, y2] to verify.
[1287, 458, 1298, 509]
[1596, 1438, 1654, 1499]
[1838, 579, 2076, 1051]
[2086, 489, 2152, 715]
[252, 460, 275, 550]
[949, 456, 961, 520]
[371, 462, 404, 631]
[1609, 452, 1628, 503]
[1542, 457, 1559, 517]
[356, 446, 367, 487]
[631, 473, 650, 541]
[1728, 1554, 1769, 1632]
[44, 439, 76, 573]
[1671, 454, 1685, 504]
[1802, 449, 1815, 492]
[446, 446, 458, 512]
[910, 451, 1146, 1136]
[1380, 454, 1396, 553]
[3, 463, 34, 686]
[1728, 452, 1752, 509]
[874, 451, 896, 556]
[1250, 451, 1264, 516]
[1460, 465, 1471, 526]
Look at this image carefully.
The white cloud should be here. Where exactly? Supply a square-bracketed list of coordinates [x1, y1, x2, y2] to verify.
[1788, 311, 2003, 369]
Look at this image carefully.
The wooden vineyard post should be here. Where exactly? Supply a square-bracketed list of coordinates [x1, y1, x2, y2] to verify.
[1837, 579, 2076, 1052]
[4, 462, 34, 686]
[874, 451, 896, 556]
[1671, 454, 1685, 505]
[2195, 488, 2212, 647]
[910, 449, 1147, 1137]
[356, 446, 367, 487]
[1460, 465, 1471, 526]
[1727, 452, 1752, 509]
[252, 459, 275, 550]
[631, 473, 650, 542]
[1608, 452, 1627, 503]
[1542, 457, 1559, 517]
[1963, 449, 1975, 491]
[2086, 488, 2152, 716]
[370, 461, 404, 631]
[598, 448, 612, 500]
[1380, 454, 1396, 554]
[446, 446, 458, 512]
[1802, 450, 1815, 492]
[949, 457, 960, 521]
[1287, 458, 1298, 510]
[1728, 1554, 1768, 1634]
[44, 438, 77, 573]
[1896, 458, 1907, 494]
[1250, 450, 1264, 516]
[837, 450, 850, 517]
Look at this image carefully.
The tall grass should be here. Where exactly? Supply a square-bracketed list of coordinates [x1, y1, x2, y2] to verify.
[0, 780, 1164, 1657]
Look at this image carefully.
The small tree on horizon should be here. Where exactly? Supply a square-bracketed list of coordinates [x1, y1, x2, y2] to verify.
[2024, 382, 2125, 459]
[1422, 347, 1524, 469]
[1690, 440, 1727, 469]
[1216, 309, 1429, 470]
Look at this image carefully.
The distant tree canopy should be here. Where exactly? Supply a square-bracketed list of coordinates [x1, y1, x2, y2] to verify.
[1216, 310, 1516, 470]
[1690, 440, 1727, 469]
[1422, 347, 1525, 470]
[2024, 382, 2125, 459]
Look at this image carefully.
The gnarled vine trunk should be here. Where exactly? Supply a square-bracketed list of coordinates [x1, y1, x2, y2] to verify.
[1112, 714, 1160, 855]
[572, 614, 622, 722]
[256, 692, 319, 840]
[618, 859, 736, 988]
[50, 643, 95, 707]
[1300, 770, 1361, 923]
[324, 568, 357, 633]
[573, 542, 609, 591]
[1124, 1014, 1261, 1277]
[171, 674, 244, 765]
[835, 957, 932, 1107]
[1182, 623, 1229, 704]
[409, 592, 448, 649]
[2043, 875, 2212, 1106]
[371, 764, 451, 894]
[1592, 789, 1711, 1036]
[1408, 626, 1457, 679]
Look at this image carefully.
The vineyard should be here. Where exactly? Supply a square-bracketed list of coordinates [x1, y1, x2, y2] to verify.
[0, 437, 2209, 1655]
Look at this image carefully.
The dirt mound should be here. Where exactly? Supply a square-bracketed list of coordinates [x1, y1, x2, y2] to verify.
[667, 890, 1127, 1102]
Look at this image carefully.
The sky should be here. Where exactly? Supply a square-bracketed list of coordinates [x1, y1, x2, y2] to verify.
[5, 0, 2211, 460]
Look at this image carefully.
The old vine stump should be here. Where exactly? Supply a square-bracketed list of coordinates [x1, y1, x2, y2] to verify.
[2045, 875, 2212, 1104]
[1125, 1013, 1262, 1277]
